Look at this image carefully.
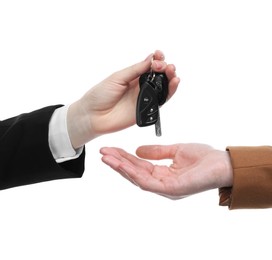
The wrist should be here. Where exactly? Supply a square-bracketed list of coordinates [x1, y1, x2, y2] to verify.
[67, 100, 98, 149]
[220, 151, 234, 188]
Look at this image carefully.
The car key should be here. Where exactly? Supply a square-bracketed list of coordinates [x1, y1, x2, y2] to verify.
[136, 71, 169, 136]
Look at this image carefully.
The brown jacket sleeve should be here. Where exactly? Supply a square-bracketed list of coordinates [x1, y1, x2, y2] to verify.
[219, 146, 272, 209]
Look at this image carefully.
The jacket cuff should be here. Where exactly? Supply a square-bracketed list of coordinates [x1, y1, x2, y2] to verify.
[220, 146, 272, 209]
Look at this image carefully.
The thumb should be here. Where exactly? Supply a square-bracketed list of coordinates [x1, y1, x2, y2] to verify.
[136, 144, 178, 160]
[115, 53, 154, 83]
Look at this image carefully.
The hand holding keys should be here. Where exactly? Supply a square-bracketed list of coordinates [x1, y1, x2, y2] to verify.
[136, 71, 169, 136]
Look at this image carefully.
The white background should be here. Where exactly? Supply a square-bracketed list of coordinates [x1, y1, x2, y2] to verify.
[1, 0, 272, 259]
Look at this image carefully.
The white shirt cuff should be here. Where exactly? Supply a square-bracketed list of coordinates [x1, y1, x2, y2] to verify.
[48, 105, 83, 163]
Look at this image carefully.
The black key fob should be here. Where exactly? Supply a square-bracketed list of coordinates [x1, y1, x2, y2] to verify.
[136, 72, 169, 127]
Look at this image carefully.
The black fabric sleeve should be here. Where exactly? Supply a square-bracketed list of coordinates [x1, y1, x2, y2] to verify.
[0, 105, 85, 190]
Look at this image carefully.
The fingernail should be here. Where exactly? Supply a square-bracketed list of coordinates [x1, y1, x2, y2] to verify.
[152, 60, 163, 70]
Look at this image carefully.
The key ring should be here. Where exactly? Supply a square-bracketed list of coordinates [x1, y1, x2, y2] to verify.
[147, 55, 156, 82]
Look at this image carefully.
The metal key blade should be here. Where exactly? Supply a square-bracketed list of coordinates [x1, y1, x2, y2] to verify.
[155, 109, 162, 136]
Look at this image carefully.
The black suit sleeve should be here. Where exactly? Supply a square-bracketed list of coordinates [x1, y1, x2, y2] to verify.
[0, 105, 85, 190]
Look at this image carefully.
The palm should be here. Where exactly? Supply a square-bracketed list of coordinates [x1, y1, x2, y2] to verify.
[135, 144, 217, 199]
